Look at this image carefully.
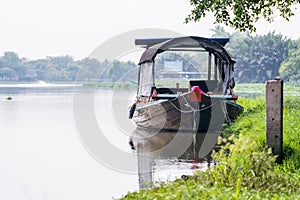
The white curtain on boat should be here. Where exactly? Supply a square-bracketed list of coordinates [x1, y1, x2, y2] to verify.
[223, 62, 234, 94]
[138, 61, 154, 97]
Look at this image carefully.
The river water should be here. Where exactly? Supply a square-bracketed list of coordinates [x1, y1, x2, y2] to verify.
[0, 84, 210, 200]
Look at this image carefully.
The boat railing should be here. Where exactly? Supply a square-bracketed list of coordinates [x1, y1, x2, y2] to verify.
[151, 87, 188, 100]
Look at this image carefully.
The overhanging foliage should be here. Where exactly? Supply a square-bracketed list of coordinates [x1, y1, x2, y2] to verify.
[186, 0, 300, 32]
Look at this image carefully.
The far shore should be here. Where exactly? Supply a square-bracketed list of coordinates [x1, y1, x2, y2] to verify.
[0, 82, 299, 96]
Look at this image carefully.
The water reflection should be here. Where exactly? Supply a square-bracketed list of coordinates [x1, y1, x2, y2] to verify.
[130, 128, 220, 189]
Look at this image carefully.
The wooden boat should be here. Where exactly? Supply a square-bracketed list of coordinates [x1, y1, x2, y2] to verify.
[129, 36, 243, 132]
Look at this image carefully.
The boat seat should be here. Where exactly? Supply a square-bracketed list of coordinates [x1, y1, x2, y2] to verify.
[156, 87, 188, 94]
[189, 80, 218, 93]
[156, 87, 174, 94]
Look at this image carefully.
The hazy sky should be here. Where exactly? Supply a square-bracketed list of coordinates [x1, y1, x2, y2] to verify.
[1, 0, 299, 60]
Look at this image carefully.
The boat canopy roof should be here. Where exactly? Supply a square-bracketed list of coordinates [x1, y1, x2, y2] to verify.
[135, 37, 230, 47]
[137, 36, 235, 65]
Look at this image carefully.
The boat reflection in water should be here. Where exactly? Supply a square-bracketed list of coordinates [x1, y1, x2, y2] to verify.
[129, 128, 221, 189]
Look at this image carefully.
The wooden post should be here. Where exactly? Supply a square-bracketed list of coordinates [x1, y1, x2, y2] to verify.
[266, 78, 283, 163]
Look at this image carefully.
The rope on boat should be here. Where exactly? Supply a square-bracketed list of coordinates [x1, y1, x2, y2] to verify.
[168, 95, 230, 131]
[168, 95, 217, 113]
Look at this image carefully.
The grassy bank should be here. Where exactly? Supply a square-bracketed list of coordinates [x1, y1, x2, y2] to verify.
[121, 96, 300, 199]
[235, 83, 300, 96]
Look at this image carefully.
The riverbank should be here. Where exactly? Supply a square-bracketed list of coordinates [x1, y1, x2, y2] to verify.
[82, 81, 300, 95]
[3, 81, 299, 95]
[82, 82, 136, 89]
[121, 95, 300, 199]
[235, 83, 300, 96]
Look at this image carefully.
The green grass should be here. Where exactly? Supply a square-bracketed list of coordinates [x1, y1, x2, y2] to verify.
[121, 95, 300, 200]
[224, 96, 300, 173]
[235, 83, 300, 96]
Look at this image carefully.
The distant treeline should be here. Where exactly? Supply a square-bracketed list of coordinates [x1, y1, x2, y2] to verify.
[0, 28, 299, 83]
[211, 26, 300, 83]
[0, 52, 137, 82]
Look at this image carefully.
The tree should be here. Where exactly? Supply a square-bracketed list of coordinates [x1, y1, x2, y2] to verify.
[210, 25, 231, 38]
[45, 56, 79, 81]
[1, 52, 22, 67]
[279, 39, 300, 82]
[76, 57, 103, 81]
[27, 59, 49, 81]
[230, 32, 292, 83]
[0, 51, 27, 79]
[0, 67, 17, 80]
[105, 60, 137, 82]
[210, 27, 292, 83]
[185, 0, 299, 32]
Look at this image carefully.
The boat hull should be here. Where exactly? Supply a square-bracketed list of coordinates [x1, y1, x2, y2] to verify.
[132, 93, 243, 132]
